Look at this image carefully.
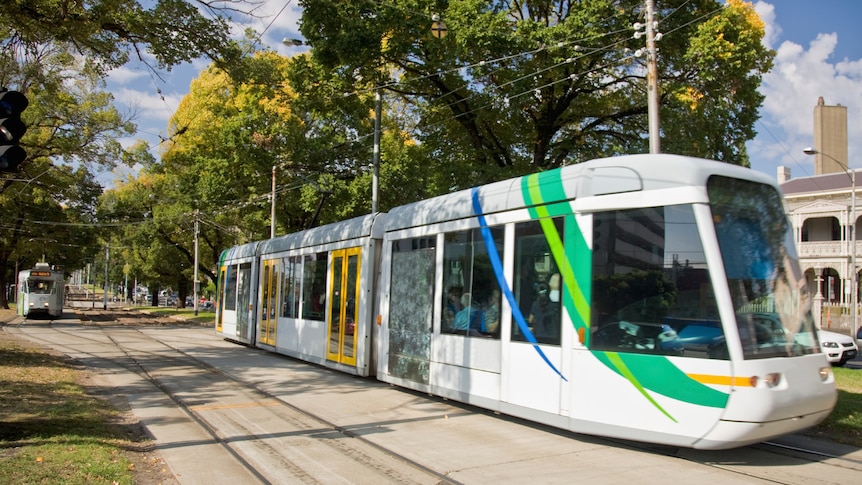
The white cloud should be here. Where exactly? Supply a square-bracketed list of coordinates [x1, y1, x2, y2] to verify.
[107, 65, 148, 85]
[754, 1, 780, 49]
[749, 3, 862, 178]
[762, 33, 862, 148]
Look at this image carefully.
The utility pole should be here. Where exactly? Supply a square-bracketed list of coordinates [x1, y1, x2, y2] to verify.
[194, 209, 200, 316]
[372, 89, 381, 213]
[103, 243, 109, 310]
[271, 165, 277, 239]
[645, 0, 661, 154]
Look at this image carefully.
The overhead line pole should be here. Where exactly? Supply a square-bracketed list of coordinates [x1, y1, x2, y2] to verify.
[194, 209, 200, 316]
[646, 0, 661, 154]
[372, 89, 381, 214]
[271, 165, 277, 239]
[103, 243, 109, 310]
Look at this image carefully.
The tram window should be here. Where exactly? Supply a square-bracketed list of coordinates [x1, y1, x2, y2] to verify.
[441, 227, 505, 339]
[590, 206, 725, 358]
[281, 256, 302, 318]
[300, 252, 327, 321]
[29, 281, 52, 294]
[512, 219, 562, 346]
[261, 263, 271, 321]
[224, 265, 238, 311]
[236, 263, 252, 313]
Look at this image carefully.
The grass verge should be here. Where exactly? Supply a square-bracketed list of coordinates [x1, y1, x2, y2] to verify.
[0, 327, 175, 484]
[134, 306, 216, 325]
[803, 366, 862, 447]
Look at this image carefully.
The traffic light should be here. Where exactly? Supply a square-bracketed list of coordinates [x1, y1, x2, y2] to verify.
[0, 88, 29, 172]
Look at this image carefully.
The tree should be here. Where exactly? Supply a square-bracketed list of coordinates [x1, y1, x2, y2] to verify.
[97, 51, 329, 302]
[1, 0, 280, 300]
[98, 172, 207, 307]
[0, 158, 101, 308]
[298, 0, 773, 176]
[0, 0, 249, 75]
[0, 45, 137, 307]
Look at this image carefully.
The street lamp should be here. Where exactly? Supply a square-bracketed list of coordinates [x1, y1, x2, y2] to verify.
[804, 147, 857, 340]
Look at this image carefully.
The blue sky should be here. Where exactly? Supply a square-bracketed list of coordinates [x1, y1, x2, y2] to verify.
[102, 1, 862, 186]
[750, 0, 862, 181]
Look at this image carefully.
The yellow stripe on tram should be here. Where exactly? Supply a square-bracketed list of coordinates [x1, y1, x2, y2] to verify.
[686, 374, 755, 387]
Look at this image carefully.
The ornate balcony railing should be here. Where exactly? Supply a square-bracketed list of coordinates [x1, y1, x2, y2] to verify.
[798, 240, 860, 258]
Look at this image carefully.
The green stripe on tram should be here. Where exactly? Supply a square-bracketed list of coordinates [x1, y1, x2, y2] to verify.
[594, 352, 730, 409]
[519, 170, 728, 412]
[521, 172, 590, 335]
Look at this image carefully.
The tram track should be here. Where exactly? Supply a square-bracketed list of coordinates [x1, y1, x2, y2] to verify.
[9, 311, 456, 484]
[612, 427, 862, 484]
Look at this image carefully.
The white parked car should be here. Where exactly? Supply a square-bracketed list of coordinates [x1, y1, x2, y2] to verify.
[818, 330, 858, 367]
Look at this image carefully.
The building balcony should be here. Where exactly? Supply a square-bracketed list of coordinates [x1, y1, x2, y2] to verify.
[798, 240, 859, 258]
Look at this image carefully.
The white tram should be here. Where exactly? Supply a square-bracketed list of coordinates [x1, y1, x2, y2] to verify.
[216, 154, 837, 449]
[17, 262, 66, 318]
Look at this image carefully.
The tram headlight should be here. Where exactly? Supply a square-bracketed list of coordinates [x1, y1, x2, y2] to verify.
[749, 372, 782, 388]
[763, 373, 782, 388]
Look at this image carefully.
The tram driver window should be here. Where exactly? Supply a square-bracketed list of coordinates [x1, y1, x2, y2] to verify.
[512, 218, 563, 346]
[589, 206, 725, 359]
[29, 281, 52, 294]
[441, 226, 504, 338]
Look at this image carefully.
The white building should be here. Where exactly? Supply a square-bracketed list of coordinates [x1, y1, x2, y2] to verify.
[778, 97, 856, 334]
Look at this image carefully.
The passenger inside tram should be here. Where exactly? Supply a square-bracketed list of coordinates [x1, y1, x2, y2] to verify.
[444, 285, 463, 328]
[483, 288, 502, 335]
[453, 293, 484, 334]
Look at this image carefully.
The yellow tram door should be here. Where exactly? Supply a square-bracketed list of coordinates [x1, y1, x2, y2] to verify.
[259, 259, 279, 346]
[326, 247, 361, 366]
[216, 266, 226, 332]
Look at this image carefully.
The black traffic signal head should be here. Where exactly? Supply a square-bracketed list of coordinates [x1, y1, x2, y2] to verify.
[0, 88, 29, 172]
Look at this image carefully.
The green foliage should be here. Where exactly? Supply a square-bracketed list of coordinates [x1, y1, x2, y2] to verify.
[0, 0, 244, 75]
[298, 0, 774, 171]
[0, 43, 134, 307]
[661, 0, 774, 166]
[0, 0, 278, 302]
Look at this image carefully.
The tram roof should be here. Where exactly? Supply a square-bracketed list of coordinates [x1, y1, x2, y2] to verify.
[385, 153, 773, 231]
[219, 241, 261, 262]
[258, 213, 386, 255]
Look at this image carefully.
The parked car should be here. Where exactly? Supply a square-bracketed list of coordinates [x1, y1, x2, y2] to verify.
[819, 330, 858, 366]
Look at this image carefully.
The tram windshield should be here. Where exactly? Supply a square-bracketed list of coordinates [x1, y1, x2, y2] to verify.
[708, 176, 820, 360]
[589, 176, 819, 361]
[27, 280, 54, 294]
